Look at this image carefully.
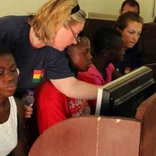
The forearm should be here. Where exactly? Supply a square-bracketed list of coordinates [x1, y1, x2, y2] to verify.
[51, 77, 100, 100]
[68, 80, 99, 99]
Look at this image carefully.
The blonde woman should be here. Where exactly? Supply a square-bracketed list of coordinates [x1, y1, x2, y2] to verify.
[0, 0, 99, 99]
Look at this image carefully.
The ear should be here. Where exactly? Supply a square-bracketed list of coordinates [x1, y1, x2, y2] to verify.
[16, 68, 20, 75]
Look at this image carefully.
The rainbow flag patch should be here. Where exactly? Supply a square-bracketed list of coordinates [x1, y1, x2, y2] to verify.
[33, 69, 44, 83]
[125, 67, 131, 74]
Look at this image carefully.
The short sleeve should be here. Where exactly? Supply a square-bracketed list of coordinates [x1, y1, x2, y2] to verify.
[108, 63, 115, 73]
[78, 64, 104, 86]
[45, 47, 74, 79]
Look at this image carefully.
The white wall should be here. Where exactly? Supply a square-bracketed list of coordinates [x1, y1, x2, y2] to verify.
[0, 0, 155, 23]
[79, 0, 155, 23]
[0, 0, 47, 16]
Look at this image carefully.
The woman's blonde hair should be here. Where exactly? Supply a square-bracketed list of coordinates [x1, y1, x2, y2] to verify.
[67, 36, 90, 52]
[28, 0, 86, 45]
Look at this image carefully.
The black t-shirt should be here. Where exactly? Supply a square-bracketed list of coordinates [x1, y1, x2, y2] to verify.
[115, 44, 142, 75]
[0, 16, 74, 94]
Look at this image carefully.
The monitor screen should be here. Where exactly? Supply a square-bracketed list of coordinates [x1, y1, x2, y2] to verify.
[95, 66, 156, 118]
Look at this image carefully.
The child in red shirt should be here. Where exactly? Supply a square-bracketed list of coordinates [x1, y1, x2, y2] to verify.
[36, 37, 92, 134]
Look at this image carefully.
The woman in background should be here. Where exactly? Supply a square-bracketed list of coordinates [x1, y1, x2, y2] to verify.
[115, 11, 143, 74]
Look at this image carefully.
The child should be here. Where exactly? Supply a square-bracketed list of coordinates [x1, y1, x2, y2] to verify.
[78, 27, 124, 87]
[36, 37, 92, 134]
[78, 27, 124, 110]
[0, 45, 27, 155]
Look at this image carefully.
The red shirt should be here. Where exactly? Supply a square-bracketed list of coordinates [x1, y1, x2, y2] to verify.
[36, 80, 90, 134]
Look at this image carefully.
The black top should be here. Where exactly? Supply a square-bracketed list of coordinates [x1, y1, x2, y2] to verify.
[0, 16, 74, 95]
[115, 43, 142, 75]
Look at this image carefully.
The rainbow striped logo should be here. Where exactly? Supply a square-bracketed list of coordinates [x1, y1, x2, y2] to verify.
[32, 69, 44, 83]
[125, 67, 131, 74]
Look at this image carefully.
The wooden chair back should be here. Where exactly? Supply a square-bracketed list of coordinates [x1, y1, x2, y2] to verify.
[29, 116, 141, 156]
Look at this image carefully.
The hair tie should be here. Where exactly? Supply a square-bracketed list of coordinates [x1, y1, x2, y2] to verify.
[71, 4, 80, 14]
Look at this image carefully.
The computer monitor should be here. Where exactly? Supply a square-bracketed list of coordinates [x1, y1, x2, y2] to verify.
[95, 66, 156, 118]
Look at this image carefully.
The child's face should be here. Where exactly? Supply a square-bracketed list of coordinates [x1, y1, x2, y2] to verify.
[108, 38, 125, 64]
[0, 55, 18, 97]
[67, 40, 92, 72]
[109, 48, 125, 64]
